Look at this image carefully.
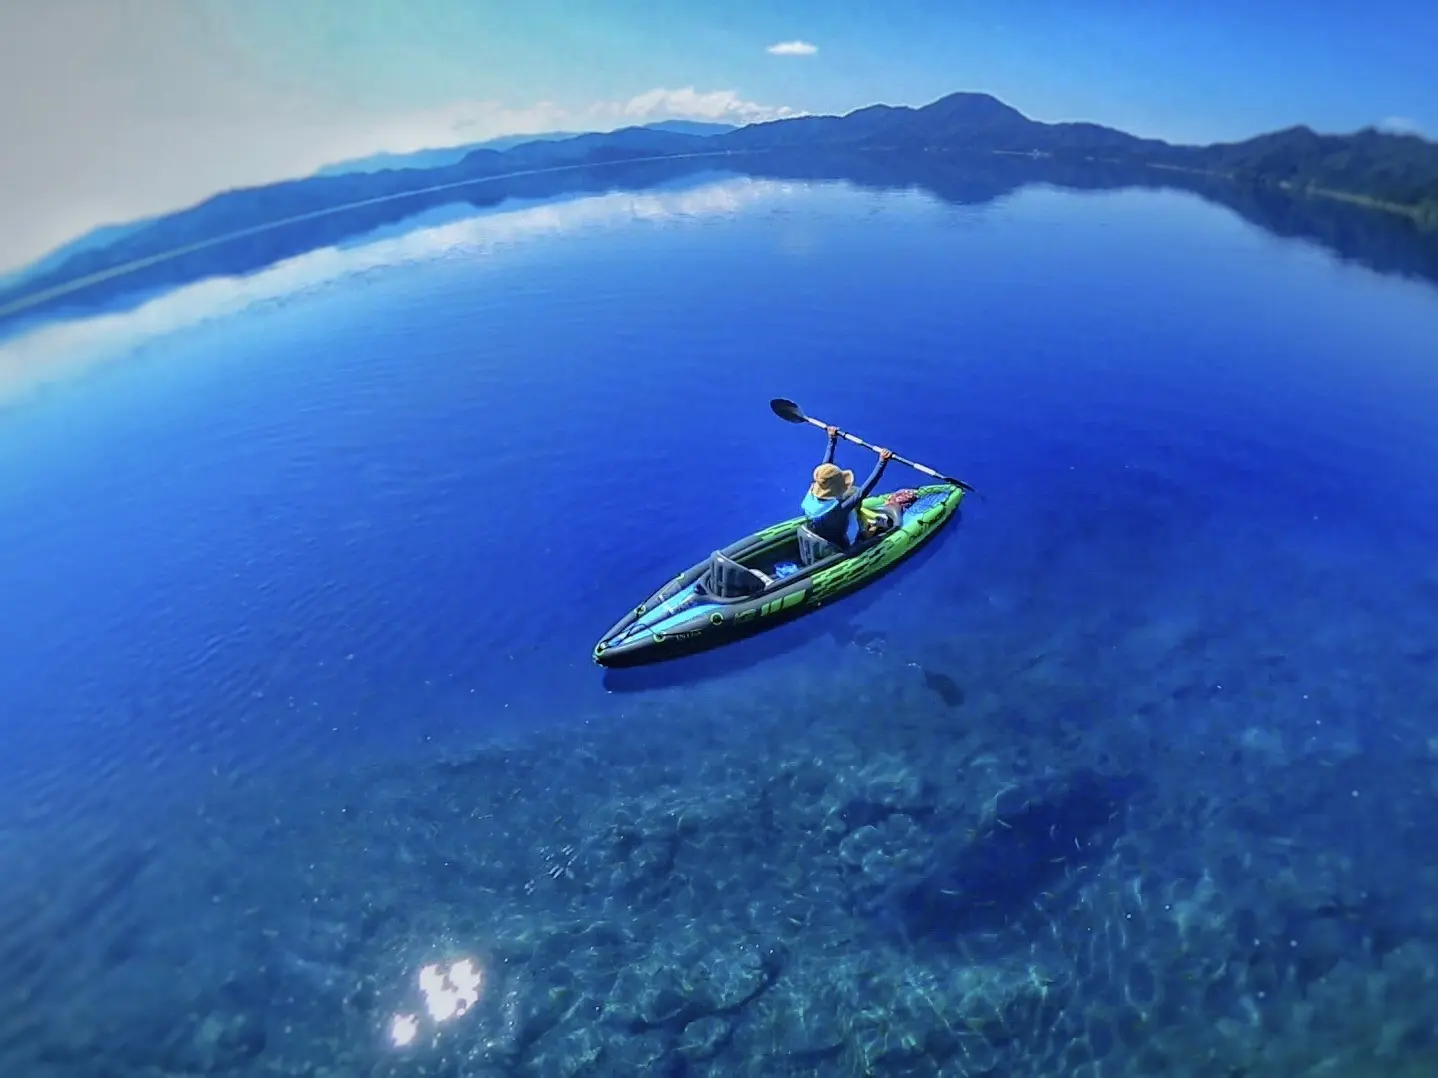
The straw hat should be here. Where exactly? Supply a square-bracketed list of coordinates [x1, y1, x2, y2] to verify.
[810, 462, 854, 501]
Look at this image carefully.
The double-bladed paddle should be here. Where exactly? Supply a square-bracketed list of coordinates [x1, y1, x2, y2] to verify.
[770, 397, 977, 495]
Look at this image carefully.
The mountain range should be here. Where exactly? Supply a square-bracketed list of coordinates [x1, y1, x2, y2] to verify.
[3, 91, 1436, 322]
[309, 119, 736, 177]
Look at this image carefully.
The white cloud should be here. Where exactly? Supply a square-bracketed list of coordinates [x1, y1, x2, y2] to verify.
[612, 87, 800, 125]
[302, 87, 796, 165]
[1377, 116, 1422, 135]
[0, 2, 796, 276]
[0, 178, 793, 408]
[0, 84, 795, 278]
[766, 41, 818, 57]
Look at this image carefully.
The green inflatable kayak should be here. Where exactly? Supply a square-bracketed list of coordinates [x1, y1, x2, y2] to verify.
[592, 482, 965, 668]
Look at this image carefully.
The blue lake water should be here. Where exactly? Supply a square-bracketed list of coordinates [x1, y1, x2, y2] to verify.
[2, 164, 1438, 1075]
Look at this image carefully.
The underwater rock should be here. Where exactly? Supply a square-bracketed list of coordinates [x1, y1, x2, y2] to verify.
[689, 943, 782, 1011]
[949, 959, 1071, 1045]
[750, 979, 847, 1066]
[276, 950, 355, 1001]
[0, 843, 158, 980]
[893, 768, 1140, 941]
[163, 1008, 267, 1074]
[522, 1022, 607, 1077]
[824, 754, 931, 831]
[676, 1014, 732, 1061]
[856, 967, 960, 1067]
[845, 626, 887, 654]
[837, 813, 934, 915]
[600, 1031, 669, 1073]
[609, 937, 782, 1038]
[581, 782, 768, 904]
[463, 966, 568, 1062]
[596, 818, 681, 902]
[1236, 725, 1289, 768]
[845, 958, 1065, 1073]
[630, 966, 693, 1029]
[1287, 911, 1351, 985]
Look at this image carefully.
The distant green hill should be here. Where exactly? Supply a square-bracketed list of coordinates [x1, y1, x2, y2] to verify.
[715, 94, 1438, 224]
[4, 92, 1435, 316]
[311, 119, 736, 177]
[1167, 125, 1438, 226]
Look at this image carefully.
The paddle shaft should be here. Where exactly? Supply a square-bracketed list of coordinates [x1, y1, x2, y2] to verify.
[799, 414, 975, 493]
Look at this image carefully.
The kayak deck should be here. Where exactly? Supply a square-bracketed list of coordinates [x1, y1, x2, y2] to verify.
[593, 483, 962, 667]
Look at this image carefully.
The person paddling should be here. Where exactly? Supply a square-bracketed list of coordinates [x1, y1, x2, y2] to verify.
[801, 424, 893, 551]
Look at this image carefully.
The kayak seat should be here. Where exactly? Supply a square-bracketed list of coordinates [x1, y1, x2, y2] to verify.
[797, 524, 842, 567]
[702, 550, 774, 599]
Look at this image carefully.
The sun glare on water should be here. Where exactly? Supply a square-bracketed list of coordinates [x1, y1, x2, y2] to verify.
[388, 957, 484, 1048]
[388, 1014, 420, 1048]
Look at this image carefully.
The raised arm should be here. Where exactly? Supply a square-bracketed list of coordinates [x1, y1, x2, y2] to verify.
[841, 449, 892, 510]
[821, 425, 839, 465]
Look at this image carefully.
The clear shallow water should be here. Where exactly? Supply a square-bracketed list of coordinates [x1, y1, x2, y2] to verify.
[2, 172, 1437, 1076]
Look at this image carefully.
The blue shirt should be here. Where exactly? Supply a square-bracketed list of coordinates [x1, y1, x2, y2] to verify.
[801, 434, 889, 550]
[802, 491, 859, 545]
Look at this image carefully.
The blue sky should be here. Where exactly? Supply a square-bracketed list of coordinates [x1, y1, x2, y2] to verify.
[1, 0, 1434, 274]
[223, 0, 1436, 143]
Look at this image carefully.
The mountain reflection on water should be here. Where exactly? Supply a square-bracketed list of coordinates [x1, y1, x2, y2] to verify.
[3, 148, 1437, 336]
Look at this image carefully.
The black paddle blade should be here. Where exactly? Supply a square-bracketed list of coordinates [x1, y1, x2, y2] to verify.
[769, 398, 807, 423]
